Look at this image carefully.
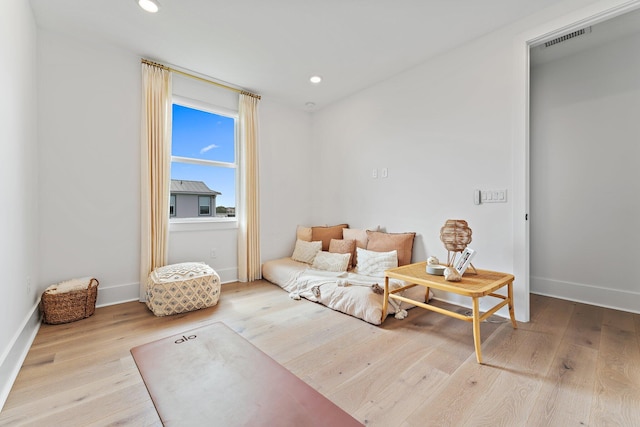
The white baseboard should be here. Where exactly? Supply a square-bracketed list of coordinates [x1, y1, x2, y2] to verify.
[95, 269, 239, 308]
[95, 281, 140, 308]
[531, 276, 640, 314]
[0, 299, 42, 412]
[216, 267, 238, 284]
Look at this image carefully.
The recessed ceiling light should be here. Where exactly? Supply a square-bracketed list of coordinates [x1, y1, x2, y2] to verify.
[305, 102, 316, 109]
[138, 0, 160, 13]
[309, 75, 322, 84]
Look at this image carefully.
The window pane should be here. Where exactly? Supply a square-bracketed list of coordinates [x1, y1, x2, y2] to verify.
[198, 196, 211, 216]
[171, 162, 236, 210]
[172, 104, 235, 163]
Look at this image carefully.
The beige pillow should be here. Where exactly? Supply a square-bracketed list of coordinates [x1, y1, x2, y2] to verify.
[311, 224, 348, 251]
[342, 228, 368, 249]
[291, 239, 322, 264]
[311, 251, 351, 272]
[343, 227, 379, 266]
[355, 247, 398, 277]
[296, 225, 312, 242]
[328, 239, 356, 269]
[366, 230, 416, 266]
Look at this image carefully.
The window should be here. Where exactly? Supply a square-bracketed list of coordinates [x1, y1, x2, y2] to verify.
[198, 196, 211, 216]
[170, 99, 237, 220]
[170, 195, 176, 217]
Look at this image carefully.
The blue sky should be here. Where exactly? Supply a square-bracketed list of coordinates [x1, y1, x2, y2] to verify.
[171, 104, 236, 207]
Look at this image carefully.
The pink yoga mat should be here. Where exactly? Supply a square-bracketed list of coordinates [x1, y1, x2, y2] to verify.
[131, 322, 363, 426]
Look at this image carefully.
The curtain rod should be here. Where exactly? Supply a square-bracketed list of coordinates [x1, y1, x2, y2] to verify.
[141, 59, 261, 100]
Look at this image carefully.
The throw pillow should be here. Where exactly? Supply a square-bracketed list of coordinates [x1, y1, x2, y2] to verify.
[343, 226, 380, 266]
[355, 247, 398, 277]
[328, 239, 356, 269]
[366, 231, 416, 266]
[296, 225, 313, 242]
[342, 228, 368, 249]
[311, 224, 349, 251]
[311, 251, 351, 272]
[291, 239, 322, 264]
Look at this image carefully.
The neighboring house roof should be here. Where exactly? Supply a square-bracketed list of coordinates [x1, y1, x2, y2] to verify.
[170, 179, 221, 196]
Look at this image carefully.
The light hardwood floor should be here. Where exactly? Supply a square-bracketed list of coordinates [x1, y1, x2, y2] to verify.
[1, 280, 639, 426]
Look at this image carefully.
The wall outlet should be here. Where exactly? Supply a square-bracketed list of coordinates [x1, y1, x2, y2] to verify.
[210, 249, 217, 259]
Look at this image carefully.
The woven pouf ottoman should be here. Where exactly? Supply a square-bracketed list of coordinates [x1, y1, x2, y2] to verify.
[146, 262, 221, 316]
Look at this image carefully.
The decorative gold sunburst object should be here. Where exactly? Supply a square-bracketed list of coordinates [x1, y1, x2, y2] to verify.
[440, 219, 473, 266]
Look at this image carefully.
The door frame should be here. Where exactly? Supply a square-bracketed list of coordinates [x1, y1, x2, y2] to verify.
[515, 0, 640, 321]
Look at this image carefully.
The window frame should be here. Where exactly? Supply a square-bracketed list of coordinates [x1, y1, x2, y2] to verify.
[198, 195, 211, 216]
[169, 194, 176, 217]
[170, 95, 239, 224]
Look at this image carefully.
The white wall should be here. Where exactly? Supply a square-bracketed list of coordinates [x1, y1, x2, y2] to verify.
[259, 100, 314, 262]
[530, 30, 640, 312]
[310, 0, 637, 321]
[0, 0, 40, 408]
[36, 29, 314, 301]
[311, 34, 518, 317]
[38, 30, 142, 305]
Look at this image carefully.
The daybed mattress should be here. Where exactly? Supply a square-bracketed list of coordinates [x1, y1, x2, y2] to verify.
[262, 257, 429, 325]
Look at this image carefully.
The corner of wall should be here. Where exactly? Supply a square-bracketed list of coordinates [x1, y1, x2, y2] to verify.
[0, 300, 42, 412]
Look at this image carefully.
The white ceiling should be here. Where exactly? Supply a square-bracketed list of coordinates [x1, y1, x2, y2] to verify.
[31, 0, 572, 110]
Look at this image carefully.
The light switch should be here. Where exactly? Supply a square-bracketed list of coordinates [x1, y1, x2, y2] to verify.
[478, 189, 507, 203]
[372, 169, 378, 179]
[381, 168, 388, 178]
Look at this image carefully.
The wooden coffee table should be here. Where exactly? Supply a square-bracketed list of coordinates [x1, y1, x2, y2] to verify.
[383, 262, 517, 363]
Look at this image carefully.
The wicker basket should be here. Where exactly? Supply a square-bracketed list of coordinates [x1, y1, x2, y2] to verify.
[40, 278, 99, 324]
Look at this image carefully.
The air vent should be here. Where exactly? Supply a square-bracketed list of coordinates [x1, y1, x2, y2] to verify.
[544, 27, 592, 48]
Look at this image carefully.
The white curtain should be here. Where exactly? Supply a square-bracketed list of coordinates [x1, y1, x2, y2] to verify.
[139, 62, 172, 300]
[237, 92, 261, 282]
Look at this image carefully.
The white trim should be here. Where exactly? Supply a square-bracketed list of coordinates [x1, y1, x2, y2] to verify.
[95, 282, 140, 308]
[217, 267, 239, 284]
[513, 34, 531, 322]
[528, 0, 640, 47]
[172, 95, 238, 118]
[170, 96, 241, 223]
[171, 156, 236, 169]
[169, 217, 238, 232]
[0, 299, 42, 412]
[531, 276, 640, 314]
[98, 278, 238, 307]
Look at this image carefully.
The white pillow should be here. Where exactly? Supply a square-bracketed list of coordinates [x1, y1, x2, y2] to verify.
[355, 247, 398, 277]
[311, 251, 351, 272]
[291, 239, 322, 264]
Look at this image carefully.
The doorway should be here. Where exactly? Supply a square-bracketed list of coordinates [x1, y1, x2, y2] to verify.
[527, 7, 640, 313]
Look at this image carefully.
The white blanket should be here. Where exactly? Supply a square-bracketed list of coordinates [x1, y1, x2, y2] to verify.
[262, 257, 431, 325]
[286, 269, 411, 325]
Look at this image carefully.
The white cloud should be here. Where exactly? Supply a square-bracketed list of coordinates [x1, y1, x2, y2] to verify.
[200, 144, 219, 153]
